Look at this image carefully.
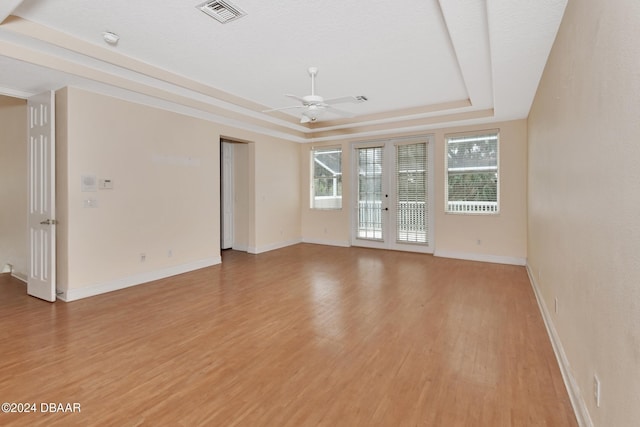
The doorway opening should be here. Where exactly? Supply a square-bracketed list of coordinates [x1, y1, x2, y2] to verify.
[220, 138, 250, 253]
[0, 95, 28, 283]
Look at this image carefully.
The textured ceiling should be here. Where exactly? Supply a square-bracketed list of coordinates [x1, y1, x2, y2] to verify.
[0, 0, 567, 142]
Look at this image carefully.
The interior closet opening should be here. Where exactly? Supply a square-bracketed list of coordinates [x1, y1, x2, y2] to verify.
[220, 138, 250, 253]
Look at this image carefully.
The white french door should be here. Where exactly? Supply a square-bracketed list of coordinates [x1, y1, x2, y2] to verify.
[351, 137, 433, 253]
[27, 91, 56, 302]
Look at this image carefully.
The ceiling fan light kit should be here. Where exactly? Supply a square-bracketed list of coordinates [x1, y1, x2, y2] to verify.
[301, 106, 323, 123]
[264, 67, 368, 123]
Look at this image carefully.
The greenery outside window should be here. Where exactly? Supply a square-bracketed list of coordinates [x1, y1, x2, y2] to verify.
[311, 147, 342, 209]
[445, 132, 499, 214]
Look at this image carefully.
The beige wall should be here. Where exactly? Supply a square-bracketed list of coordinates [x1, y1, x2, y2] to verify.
[57, 87, 221, 299]
[434, 120, 527, 263]
[216, 130, 300, 254]
[527, 0, 640, 425]
[300, 142, 352, 247]
[300, 119, 528, 263]
[252, 136, 301, 252]
[55, 87, 301, 299]
[0, 95, 27, 279]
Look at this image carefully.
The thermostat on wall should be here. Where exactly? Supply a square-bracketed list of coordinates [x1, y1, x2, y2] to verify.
[99, 179, 114, 190]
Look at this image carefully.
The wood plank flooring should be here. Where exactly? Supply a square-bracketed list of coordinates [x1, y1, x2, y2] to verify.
[0, 244, 577, 426]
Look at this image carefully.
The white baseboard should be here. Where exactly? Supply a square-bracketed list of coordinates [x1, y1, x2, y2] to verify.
[434, 249, 526, 266]
[248, 238, 302, 254]
[231, 244, 248, 252]
[526, 264, 592, 427]
[1, 263, 27, 282]
[59, 257, 221, 302]
[301, 238, 350, 248]
[1, 271, 27, 284]
[12, 272, 27, 283]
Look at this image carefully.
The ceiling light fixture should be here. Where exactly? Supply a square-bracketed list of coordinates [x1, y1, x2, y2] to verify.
[102, 31, 120, 45]
[302, 106, 323, 123]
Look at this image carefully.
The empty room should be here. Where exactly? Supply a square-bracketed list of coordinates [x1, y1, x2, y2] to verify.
[0, 1, 637, 426]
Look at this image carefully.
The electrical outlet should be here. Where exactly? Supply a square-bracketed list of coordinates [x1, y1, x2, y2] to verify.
[140, 253, 146, 262]
[476, 239, 482, 245]
[168, 249, 173, 258]
[554, 297, 559, 314]
[594, 374, 601, 407]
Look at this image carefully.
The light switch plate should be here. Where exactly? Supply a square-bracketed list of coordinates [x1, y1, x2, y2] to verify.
[83, 198, 99, 208]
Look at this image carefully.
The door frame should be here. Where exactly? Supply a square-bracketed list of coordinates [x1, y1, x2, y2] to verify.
[350, 140, 389, 250]
[350, 136, 434, 253]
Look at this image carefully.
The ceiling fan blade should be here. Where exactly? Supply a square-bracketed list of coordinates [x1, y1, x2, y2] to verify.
[285, 94, 306, 103]
[325, 106, 355, 118]
[323, 95, 368, 105]
[269, 69, 367, 122]
[262, 105, 305, 113]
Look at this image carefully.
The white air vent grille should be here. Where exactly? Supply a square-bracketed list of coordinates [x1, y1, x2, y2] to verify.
[197, 0, 246, 24]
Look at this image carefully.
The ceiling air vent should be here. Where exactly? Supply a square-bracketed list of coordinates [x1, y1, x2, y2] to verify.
[197, 0, 246, 24]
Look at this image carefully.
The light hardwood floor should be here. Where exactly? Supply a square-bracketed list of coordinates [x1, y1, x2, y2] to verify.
[0, 244, 576, 426]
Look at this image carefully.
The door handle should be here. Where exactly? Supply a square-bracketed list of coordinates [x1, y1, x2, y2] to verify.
[40, 219, 57, 225]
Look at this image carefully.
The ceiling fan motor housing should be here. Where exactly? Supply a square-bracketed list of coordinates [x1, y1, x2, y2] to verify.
[302, 95, 324, 105]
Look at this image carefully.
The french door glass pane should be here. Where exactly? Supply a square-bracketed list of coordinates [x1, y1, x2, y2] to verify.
[396, 142, 427, 244]
[357, 147, 383, 240]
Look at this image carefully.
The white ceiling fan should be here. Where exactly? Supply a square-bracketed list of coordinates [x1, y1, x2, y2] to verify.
[264, 67, 368, 123]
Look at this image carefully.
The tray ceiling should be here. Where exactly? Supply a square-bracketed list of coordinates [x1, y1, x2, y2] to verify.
[0, 0, 567, 142]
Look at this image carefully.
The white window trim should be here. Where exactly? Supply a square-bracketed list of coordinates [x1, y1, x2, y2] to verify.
[311, 146, 343, 210]
[445, 130, 500, 215]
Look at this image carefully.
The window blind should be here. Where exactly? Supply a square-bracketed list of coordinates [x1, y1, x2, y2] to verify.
[357, 146, 383, 240]
[445, 133, 499, 214]
[396, 142, 428, 243]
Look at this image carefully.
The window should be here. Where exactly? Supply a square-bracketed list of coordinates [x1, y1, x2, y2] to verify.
[396, 142, 428, 243]
[356, 146, 382, 238]
[445, 132, 499, 214]
[311, 147, 342, 209]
